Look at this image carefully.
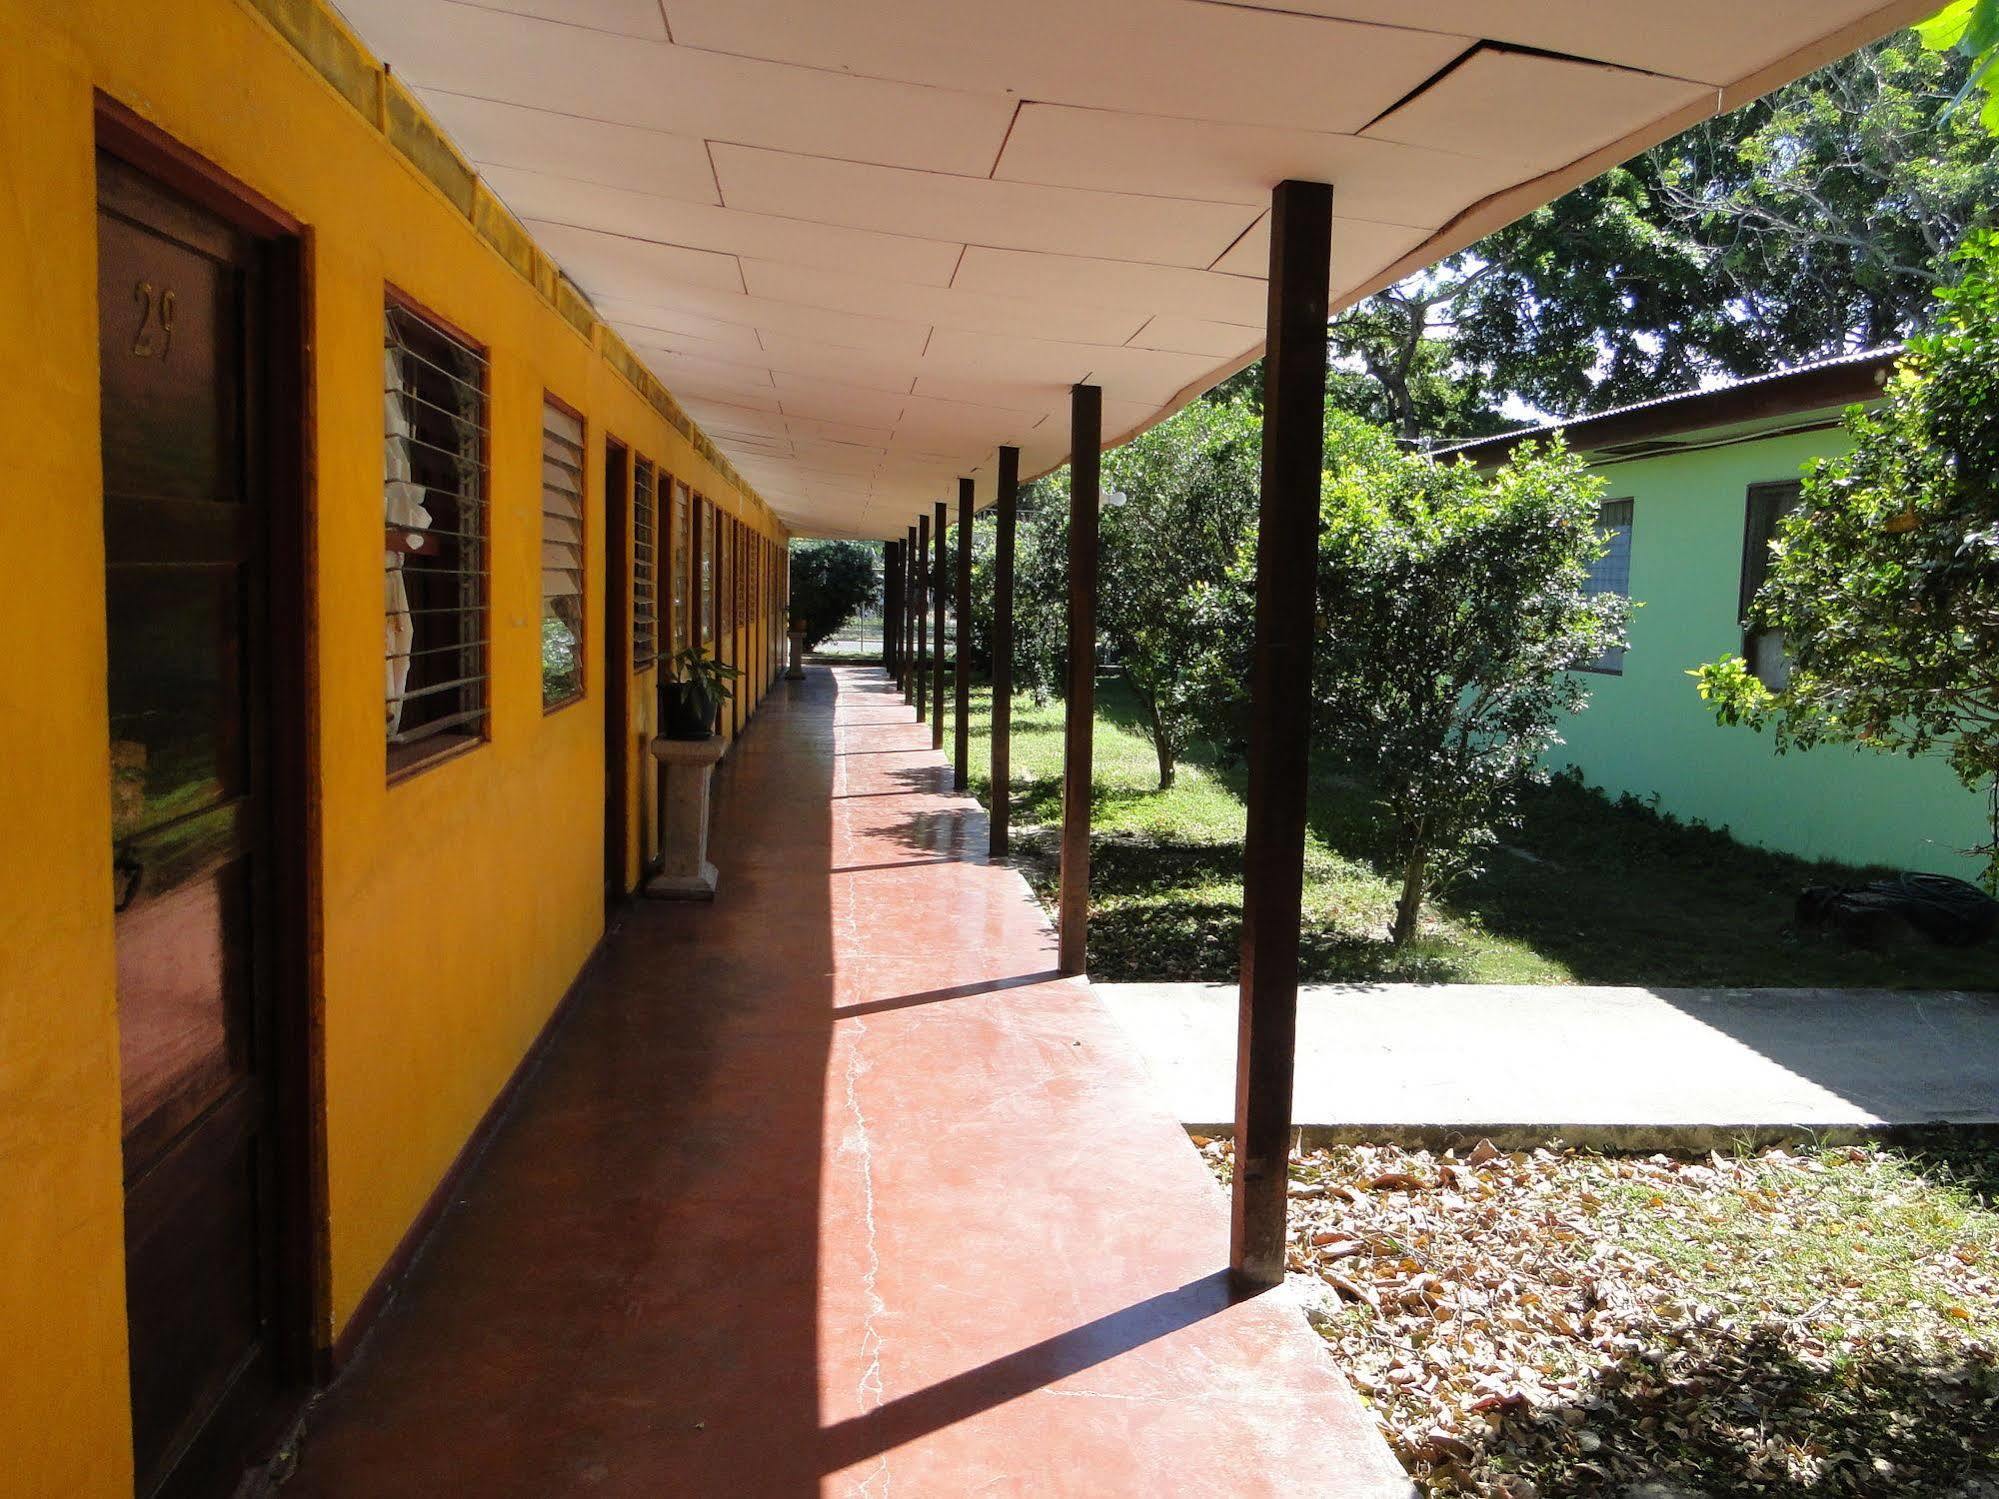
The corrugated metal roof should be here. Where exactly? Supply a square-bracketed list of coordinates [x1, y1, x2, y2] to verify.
[1431, 345, 1902, 462]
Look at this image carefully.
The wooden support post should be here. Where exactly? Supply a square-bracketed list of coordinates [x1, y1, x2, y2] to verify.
[884, 539, 902, 680]
[990, 445, 1018, 857]
[932, 500, 948, 752]
[915, 511, 929, 720]
[953, 476, 974, 791]
[903, 525, 917, 699]
[1058, 384, 1101, 976]
[1232, 180, 1334, 1294]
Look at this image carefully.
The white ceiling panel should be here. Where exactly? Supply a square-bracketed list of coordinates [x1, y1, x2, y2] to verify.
[622, 356, 776, 406]
[666, 0, 1471, 136]
[326, 0, 1917, 535]
[595, 311, 759, 357]
[487, 170, 964, 287]
[1079, 345, 1230, 406]
[895, 395, 1044, 443]
[412, 90, 719, 203]
[910, 374, 1068, 413]
[1127, 315, 1264, 359]
[751, 334, 921, 395]
[1204, 0, 1891, 88]
[594, 298, 765, 353]
[951, 247, 1267, 327]
[994, 105, 1520, 226]
[457, 0, 668, 40]
[598, 282, 933, 357]
[527, 219, 745, 298]
[1361, 47, 1715, 171]
[783, 443, 886, 476]
[712, 145, 1259, 269]
[661, 379, 783, 416]
[332, 0, 1015, 173]
[917, 327, 1094, 390]
[770, 375, 911, 428]
[1210, 213, 1431, 284]
[742, 260, 1147, 347]
[784, 416, 896, 448]
[1101, 397, 1179, 445]
[682, 402, 791, 439]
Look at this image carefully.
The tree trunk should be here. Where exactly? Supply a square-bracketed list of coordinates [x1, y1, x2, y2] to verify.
[1391, 834, 1427, 947]
[1136, 685, 1175, 790]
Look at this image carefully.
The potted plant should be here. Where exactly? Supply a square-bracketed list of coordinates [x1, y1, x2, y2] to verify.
[662, 645, 740, 739]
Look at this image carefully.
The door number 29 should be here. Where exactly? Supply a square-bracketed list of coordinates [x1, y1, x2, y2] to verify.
[131, 281, 176, 359]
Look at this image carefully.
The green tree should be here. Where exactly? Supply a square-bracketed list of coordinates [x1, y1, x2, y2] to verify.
[787, 539, 878, 651]
[1656, 32, 1999, 359]
[1310, 419, 1624, 944]
[966, 480, 1067, 698]
[1008, 475, 1073, 704]
[1099, 400, 1262, 787]
[1694, 232, 1999, 885]
[1916, 0, 1999, 128]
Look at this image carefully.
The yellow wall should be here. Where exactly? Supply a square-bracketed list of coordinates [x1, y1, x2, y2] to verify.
[0, 1, 785, 1491]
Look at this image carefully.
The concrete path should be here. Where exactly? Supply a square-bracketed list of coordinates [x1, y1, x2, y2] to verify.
[286, 670, 1411, 1499]
[1099, 982, 1999, 1147]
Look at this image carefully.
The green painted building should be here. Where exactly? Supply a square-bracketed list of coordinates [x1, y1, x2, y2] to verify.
[1442, 349, 1989, 879]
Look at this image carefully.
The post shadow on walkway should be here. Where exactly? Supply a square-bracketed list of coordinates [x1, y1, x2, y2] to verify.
[816, 1272, 1233, 1474]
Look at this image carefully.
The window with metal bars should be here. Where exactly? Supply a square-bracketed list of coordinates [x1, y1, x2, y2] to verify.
[633, 457, 658, 672]
[670, 479, 690, 657]
[698, 495, 714, 649]
[727, 515, 743, 647]
[541, 396, 586, 709]
[385, 294, 489, 774]
[1742, 481, 1801, 690]
[1579, 498, 1634, 675]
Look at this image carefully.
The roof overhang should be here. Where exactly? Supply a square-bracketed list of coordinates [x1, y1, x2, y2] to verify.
[329, 0, 1935, 537]
[1436, 347, 1901, 468]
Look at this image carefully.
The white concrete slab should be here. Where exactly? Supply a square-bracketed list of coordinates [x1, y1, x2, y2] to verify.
[1098, 982, 1999, 1138]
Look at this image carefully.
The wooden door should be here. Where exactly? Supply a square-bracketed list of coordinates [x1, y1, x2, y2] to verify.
[98, 149, 295, 1498]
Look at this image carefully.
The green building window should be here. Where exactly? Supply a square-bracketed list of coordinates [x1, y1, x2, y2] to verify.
[1741, 481, 1801, 690]
[1581, 497, 1633, 675]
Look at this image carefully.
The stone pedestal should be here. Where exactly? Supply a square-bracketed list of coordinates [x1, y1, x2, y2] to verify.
[644, 734, 726, 900]
[786, 629, 807, 679]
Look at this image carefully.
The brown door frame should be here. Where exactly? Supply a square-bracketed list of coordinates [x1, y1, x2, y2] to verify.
[603, 437, 632, 908]
[94, 93, 322, 1485]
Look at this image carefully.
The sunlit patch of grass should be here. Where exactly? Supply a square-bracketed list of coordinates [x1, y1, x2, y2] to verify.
[957, 675, 1999, 990]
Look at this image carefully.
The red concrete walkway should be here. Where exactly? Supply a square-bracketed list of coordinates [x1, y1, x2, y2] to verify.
[284, 665, 1410, 1498]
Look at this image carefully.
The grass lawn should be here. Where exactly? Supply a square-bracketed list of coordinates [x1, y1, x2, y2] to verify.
[959, 676, 1999, 989]
[1199, 1137, 1999, 1498]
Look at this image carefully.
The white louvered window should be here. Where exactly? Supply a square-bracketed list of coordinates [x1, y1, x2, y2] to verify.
[385, 295, 489, 775]
[541, 397, 586, 709]
[633, 458, 658, 672]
